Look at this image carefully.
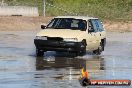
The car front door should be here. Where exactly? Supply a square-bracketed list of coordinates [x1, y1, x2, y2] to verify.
[86, 19, 100, 50]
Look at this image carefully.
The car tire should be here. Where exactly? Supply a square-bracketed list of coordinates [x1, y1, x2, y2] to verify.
[71, 52, 78, 57]
[93, 42, 103, 55]
[101, 38, 106, 51]
[77, 40, 86, 56]
[79, 48, 86, 56]
[36, 49, 44, 56]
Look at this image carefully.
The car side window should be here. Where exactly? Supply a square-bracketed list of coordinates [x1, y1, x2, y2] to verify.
[96, 20, 104, 31]
[88, 20, 97, 33]
[90, 19, 98, 32]
[91, 19, 104, 32]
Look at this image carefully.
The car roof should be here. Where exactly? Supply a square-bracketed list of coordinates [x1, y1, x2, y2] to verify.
[54, 16, 98, 21]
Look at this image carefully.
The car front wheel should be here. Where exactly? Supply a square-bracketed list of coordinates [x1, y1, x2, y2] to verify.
[76, 40, 87, 56]
[93, 42, 103, 55]
[36, 49, 44, 56]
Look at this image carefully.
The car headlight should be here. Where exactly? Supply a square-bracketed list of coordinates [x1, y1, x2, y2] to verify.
[63, 38, 78, 42]
[35, 36, 47, 40]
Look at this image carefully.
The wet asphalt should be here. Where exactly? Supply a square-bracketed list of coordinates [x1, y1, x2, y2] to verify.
[0, 31, 132, 88]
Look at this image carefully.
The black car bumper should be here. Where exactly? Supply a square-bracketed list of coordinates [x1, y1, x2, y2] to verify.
[34, 39, 84, 52]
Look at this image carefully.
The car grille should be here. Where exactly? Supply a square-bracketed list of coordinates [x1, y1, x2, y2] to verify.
[47, 37, 63, 41]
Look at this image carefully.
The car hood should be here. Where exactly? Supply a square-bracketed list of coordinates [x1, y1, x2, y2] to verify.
[36, 29, 85, 38]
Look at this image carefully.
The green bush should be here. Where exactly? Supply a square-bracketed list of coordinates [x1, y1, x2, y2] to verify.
[46, 0, 132, 20]
[3, 0, 132, 20]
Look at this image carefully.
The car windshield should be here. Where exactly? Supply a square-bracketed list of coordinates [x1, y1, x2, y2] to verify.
[46, 18, 87, 31]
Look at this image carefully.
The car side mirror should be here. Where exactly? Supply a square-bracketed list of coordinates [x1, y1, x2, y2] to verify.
[41, 25, 46, 29]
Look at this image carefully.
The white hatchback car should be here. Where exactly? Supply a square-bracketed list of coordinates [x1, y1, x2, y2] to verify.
[34, 16, 106, 56]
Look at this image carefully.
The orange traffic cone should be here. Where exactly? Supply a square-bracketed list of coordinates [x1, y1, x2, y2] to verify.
[79, 68, 91, 86]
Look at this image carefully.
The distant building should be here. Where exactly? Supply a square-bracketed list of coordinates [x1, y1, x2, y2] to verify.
[0, 6, 39, 16]
[0, 0, 8, 6]
[0, 1, 39, 17]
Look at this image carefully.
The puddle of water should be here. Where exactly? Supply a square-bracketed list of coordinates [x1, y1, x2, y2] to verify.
[0, 31, 132, 88]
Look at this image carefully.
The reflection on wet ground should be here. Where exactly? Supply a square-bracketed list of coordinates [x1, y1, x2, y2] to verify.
[0, 31, 132, 88]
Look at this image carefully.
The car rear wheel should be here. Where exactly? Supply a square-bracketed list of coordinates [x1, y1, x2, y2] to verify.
[36, 49, 44, 56]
